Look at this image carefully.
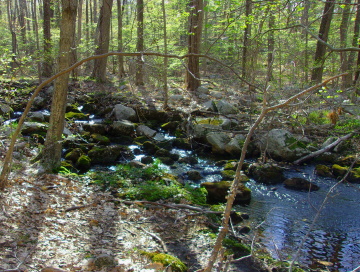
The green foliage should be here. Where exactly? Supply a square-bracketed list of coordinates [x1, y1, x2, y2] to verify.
[292, 110, 331, 126]
[334, 118, 360, 134]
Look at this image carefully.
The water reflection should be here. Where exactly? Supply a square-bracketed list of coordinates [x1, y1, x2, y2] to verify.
[241, 165, 360, 271]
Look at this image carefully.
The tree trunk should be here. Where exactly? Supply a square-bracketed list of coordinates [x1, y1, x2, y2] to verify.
[267, 1, 275, 82]
[33, 0, 42, 83]
[161, 0, 168, 109]
[301, 0, 310, 82]
[91, 0, 114, 82]
[117, 0, 126, 78]
[186, 0, 204, 92]
[352, 0, 360, 84]
[43, 0, 53, 77]
[7, 0, 17, 71]
[311, 0, 335, 83]
[18, 0, 27, 45]
[340, 0, 352, 87]
[135, 0, 145, 87]
[241, 0, 252, 84]
[41, 0, 78, 172]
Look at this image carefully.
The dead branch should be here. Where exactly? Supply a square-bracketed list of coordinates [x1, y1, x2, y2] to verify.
[294, 132, 355, 165]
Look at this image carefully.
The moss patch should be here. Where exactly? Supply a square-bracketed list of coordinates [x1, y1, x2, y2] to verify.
[140, 251, 187, 272]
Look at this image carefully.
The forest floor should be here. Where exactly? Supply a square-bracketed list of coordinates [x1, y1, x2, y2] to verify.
[0, 170, 264, 272]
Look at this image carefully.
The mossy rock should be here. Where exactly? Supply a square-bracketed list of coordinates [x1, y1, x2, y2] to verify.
[66, 104, 81, 113]
[161, 121, 179, 132]
[65, 111, 88, 120]
[90, 133, 110, 145]
[64, 148, 84, 163]
[158, 156, 174, 165]
[224, 161, 238, 171]
[315, 164, 333, 177]
[75, 155, 91, 172]
[140, 251, 187, 272]
[173, 138, 192, 150]
[88, 145, 124, 164]
[178, 156, 198, 165]
[335, 155, 360, 167]
[332, 164, 360, 183]
[201, 180, 251, 204]
[223, 237, 251, 258]
[284, 178, 319, 191]
[134, 136, 149, 144]
[154, 148, 171, 157]
[221, 170, 235, 180]
[142, 141, 159, 155]
[248, 163, 285, 184]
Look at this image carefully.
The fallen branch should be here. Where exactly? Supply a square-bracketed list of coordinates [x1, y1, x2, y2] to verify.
[294, 132, 354, 165]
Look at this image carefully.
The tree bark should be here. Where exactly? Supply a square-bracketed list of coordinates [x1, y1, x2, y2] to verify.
[43, 0, 53, 77]
[91, 0, 114, 82]
[7, 0, 17, 71]
[135, 0, 145, 87]
[117, 0, 126, 78]
[161, 0, 169, 109]
[267, 1, 275, 82]
[241, 0, 252, 83]
[352, 0, 360, 84]
[186, 0, 204, 92]
[18, 0, 27, 45]
[339, 0, 352, 87]
[311, 0, 335, 83]
[41, 0, 78, 172]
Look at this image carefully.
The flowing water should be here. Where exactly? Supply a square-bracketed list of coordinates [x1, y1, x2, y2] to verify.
[237, 165, 360, 271]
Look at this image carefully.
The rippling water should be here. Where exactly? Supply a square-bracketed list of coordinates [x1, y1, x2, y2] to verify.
[240, 165, 360, 271]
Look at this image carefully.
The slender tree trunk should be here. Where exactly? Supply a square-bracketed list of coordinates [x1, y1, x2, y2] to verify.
[33, 0, 42, 83]
[43, 0, 53, 77]
[301, 0, 310, 82]
[135, 0, 144, 87]
[18, 0, 27, 45]
[91, 0, 114, 82]
[117, 0, 126, 78]
[267, 1, 275, 82]
[161, 0, 169, 109]
[311, 0, 335, 83]
[351, 0, 360, 83]
[340, 0, 352, 87]
[186, 0, 204, 92]
[41, 0, 78, 172]
[241, 0, 252, 84]
[7, 0, 17, 71]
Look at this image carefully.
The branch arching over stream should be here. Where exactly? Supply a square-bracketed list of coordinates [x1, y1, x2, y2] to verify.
[203, 72, 348, 272]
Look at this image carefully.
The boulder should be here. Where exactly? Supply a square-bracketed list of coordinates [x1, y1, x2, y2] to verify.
[75, 155, 91, 172]
[202, 100, 217, 112]
[225, 135, 246, 156]
[187, 170, 203, 181]
[90, 133, 110, 145]
[0, 103, 13, 115]
[82, 123, 107, 135]
[248, 163, 285, 184]
[21, 122, 48, 135]
[216, 100, 238, 115]
[110, 120, 135, 136]
[178, 156, 198, 165]
[197, 85, 210, 95]
[201, 180, 251, 204]
[113, 104, 137, 121]
[315, 164, 333, 177]
[206, 132, 231, 154]
[332, 164, 360, 183]
[283, 177, 319, 191]
[28, 111, 45, 122]
[136, 124, 157, 138]
[258, 129, 310, 162]
[88, 145, 125, 164]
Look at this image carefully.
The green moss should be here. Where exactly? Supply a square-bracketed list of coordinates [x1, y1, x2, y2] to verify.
[65, 111, 88, 120]
[140, 251, 187, 272]
[224, 160, 238, 171]
[221, 170, 236, 180]
[223, 238, 251, 255]
[76, 155, 91, 171]
[197, 118, 222, 125]
[315, 164, 332, 177]
[91, 133, 110, 145]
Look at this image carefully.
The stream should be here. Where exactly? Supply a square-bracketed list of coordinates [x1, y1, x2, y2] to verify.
[239, 165, 360, 271]
[132, 142, 360, 271]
